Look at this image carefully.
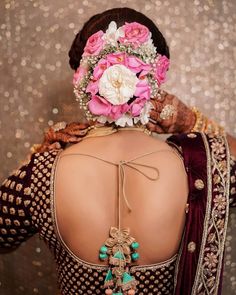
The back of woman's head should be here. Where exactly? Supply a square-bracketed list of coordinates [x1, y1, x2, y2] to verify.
[69, 7, 169, 70]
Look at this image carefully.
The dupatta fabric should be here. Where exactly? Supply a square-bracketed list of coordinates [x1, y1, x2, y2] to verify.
[167, 132, 231, 295]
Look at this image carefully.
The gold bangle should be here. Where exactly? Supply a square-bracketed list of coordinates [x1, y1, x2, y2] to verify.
[191, 107, 206, 132]
[191, 107, 225, 136]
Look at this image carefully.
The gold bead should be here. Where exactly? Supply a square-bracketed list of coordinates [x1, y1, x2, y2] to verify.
[188, 241, 196, 253]
[187, 133, 197, 138]
[194, 179, 205, 190]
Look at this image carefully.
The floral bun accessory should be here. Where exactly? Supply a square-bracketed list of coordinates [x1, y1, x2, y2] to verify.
[73, 21, 170, 127]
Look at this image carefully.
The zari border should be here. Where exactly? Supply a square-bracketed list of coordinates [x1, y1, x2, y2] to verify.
[191, 134, 230, 295]
[173, 226, 186, 291]
[214, 135, 230, 291]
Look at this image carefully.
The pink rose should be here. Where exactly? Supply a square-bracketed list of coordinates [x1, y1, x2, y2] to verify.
[88, 95, 129, 120]
[129, 97, 147, 116]
[93, 59, 111, 80]
[127, 55, 152, 75]
[88, 95, 111, 116]
[119, 22, 150, 48]
[86, 80, 99, 95]
[134, 79, 151, 100]
[83, 30, 105, 56]
[110, 103, 130, 120]
[73, 66, 88, 86]
[155, 55, 170, 85]
[106, 52, 127, 66]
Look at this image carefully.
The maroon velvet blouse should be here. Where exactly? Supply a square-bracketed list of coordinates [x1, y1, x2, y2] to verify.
[0, 132, 235, 294]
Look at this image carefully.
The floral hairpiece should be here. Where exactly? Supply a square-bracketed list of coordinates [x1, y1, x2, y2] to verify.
[73, 21, 169, 127]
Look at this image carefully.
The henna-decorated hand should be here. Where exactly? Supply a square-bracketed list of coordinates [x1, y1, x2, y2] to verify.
[146, 90, 196, 134]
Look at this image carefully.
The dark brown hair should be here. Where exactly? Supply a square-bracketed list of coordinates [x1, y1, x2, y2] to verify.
[68, 7, 169, 71]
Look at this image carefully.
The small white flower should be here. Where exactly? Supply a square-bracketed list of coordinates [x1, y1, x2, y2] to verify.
[139, 33, 156, 55]
[98, 64, 139, 105]
[115, 114, 134, 127]
[97, 115, 113, 124]
[103, 21, 125, 46]
[97, 116, 107, 124]
[134, 101, 153, 125]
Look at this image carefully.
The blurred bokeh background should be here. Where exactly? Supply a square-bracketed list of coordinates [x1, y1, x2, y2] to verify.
[0, 0, 236, 294]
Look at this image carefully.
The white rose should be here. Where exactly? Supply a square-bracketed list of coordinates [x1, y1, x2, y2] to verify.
[98, 64, 139, 105]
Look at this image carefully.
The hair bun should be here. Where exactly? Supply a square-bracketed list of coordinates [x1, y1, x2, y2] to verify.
[68, 8, 169, 71]
[68, 31, 86, 70]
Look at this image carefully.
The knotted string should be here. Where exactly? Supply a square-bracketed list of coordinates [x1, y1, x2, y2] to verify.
[117, 157, 159, 229]
[60, 150, 174, 229]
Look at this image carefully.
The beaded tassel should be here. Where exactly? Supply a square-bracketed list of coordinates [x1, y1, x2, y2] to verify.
[99, 227, 139, 294]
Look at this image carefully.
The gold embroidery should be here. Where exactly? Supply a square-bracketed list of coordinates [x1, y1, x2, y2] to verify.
[8, 194, 14, 203]
[5, 218, 11, 226]
[10, 207, 16, 215]
[23, 220, 30, 226]
[1, 229, 7, 234]
[18, 209, 25, 217]
[16, 197, 22, 205]
[13, 220, 20, 226]
[24, 200, 31, 207]
[231, 187, 236, 194]
[5, 179, 11, 188]
[2, 192, 7, 201]
[1, 180, 7, 187]
[10, 229, 16, 235]
[16, 183, 23, 191]
[15, 170, 21, 176]
[3, 206, 8, 214]
[213, 174, 221, 184]
[192, 134, 230, 295]
[37, 172, 43, 178]
[10, 181, 16, 189]
[24, 187, 31, 195]
[19, 171, 26, 179]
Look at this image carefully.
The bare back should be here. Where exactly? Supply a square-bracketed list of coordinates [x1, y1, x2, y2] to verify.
[54, 130, 188, 265]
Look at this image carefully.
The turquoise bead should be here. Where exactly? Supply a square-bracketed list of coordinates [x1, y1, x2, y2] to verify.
[131, 242, 139, 249]
[100, 245, 108, 254]
[131, 252, 140, 261]
[99, 253, 108, 260]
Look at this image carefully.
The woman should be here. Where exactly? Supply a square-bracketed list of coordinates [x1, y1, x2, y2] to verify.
[0, 7, 235, 295]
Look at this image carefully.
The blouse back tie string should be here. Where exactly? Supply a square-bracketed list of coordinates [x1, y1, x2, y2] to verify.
[60, 149, 176, 229]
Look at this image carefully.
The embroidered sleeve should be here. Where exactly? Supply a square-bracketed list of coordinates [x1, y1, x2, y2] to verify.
[0, 154, 37, 251]
[229, 155, 236, 207]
